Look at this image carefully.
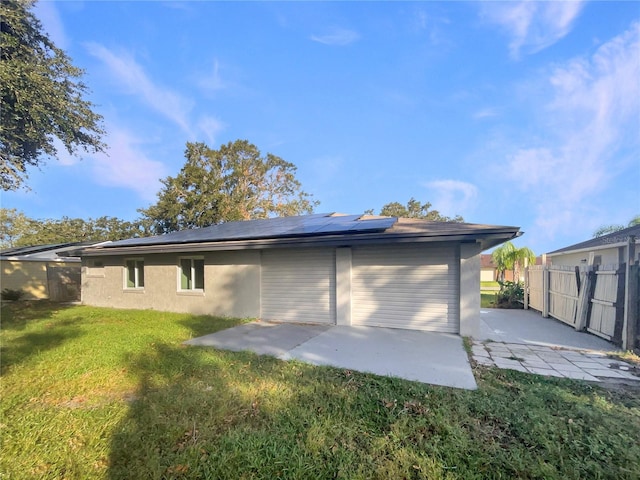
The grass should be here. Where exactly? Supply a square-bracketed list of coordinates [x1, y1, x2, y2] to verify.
[481, 292, 497, 308]
[2, 302, 640, 479]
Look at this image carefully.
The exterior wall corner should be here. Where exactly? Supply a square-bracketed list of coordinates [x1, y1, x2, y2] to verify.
[459, 243, 481, 338]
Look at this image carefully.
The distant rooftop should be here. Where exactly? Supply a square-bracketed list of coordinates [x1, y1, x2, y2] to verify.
[0, 241, 100, 262]
[548, 224, 640, 255]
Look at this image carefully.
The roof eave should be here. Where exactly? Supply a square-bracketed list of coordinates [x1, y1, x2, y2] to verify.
[547, 237, 639, 257]
[79, 228, 520, 257]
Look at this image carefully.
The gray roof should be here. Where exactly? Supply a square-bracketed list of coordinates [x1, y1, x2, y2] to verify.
[0, 241, 97, 262]
[106, 213, 395, 247]
[547, 224, 640, 255]
[81, 213, 520, 256]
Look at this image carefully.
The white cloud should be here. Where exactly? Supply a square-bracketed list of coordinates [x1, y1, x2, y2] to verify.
[481, 1, 585, 58]
[197, 59, 226, 94]
[89, 126, 168, 201]
[501, 22, 640, 238]
[86, 43, 194, 134]
[310, 27, 360, 46]
[197, 116, 225, 145]
[423, 180, 478, 218]
[473, 108, 500, 119]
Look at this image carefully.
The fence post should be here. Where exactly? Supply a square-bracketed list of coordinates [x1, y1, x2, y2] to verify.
[542, 265, 549, 318]
[622, 236, 637, 350]
[524, 266, 529, 310]
[575, 266, 595, 331]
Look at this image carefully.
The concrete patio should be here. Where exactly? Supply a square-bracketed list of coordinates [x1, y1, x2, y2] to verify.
[184, 308, 638, 390]
[185, 322, 478, 390]
[476, 308, 638, 383]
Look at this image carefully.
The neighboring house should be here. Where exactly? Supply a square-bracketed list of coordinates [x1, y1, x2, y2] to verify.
[1, 242, 96, 301]
[480, 254, 514, 282]
[481, 254, 549, 283]
[548, 224, 640, 266]
[78, 213, 520, 337]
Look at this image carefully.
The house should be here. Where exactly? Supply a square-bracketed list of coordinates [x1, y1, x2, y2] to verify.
[480, 254, 514, 282]
[1, 242, 93, 301]
[547, 224, 640, 266]
[78, 213, 520, 337]
[533, 225, 640, 349]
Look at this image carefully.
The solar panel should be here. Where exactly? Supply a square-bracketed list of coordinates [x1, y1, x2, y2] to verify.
[103, 213, 396, 249]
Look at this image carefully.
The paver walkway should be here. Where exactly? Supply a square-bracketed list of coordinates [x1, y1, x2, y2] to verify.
[472, 340, 639, 383]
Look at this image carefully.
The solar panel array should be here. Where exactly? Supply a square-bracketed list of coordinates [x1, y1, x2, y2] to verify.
[105, 214, 397, 248]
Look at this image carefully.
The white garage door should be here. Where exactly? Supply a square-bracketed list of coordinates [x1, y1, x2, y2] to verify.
[261, 248, 336, 324]
[352, 245, 459, 332]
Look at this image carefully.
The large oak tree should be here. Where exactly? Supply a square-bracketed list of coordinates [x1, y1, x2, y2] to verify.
[0, 208, 148, 249]
[139, 140, 318, 234]
[0, 0, 105, 190]
[367, 197, 464, 222]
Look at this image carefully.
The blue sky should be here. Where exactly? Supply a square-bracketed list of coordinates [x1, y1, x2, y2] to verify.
[4, 1, 639, 254]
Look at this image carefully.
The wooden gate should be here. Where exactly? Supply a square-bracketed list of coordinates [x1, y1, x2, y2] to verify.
[527, 265, 545, 312]
[548, 266, 579, 327]
[587, 264, 624, 342]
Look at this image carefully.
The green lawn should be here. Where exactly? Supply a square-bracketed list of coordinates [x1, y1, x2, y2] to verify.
[2, 302, 639, 479]
[481, 292, 497, 308]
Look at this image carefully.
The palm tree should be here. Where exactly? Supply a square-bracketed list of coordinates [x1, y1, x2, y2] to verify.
[492, 242, 515, 282]
[492, 242, 536, 283]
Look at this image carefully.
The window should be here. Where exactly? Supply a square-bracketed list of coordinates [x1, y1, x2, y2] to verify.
[179, 257, 204, 291]
[125, 259, 145, 289]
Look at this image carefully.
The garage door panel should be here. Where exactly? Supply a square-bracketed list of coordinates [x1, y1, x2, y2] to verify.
[261, 248, 335, 324]
[352, 245, 459, 333]
[354, 282, 456, 297]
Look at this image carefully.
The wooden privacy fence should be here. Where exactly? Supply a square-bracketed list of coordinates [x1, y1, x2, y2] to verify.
[548, 266, 580, 328]
[525, 261, 639, 350]
[587, 265, 624, 341]
[46, 265, 81, 302]
[527, 266, 545, 312]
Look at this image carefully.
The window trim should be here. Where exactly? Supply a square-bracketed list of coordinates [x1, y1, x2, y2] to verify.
[177, 256, 205, 292]
[124, 258, 145, 290]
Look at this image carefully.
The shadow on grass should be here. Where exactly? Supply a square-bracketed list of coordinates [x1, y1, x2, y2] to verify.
[0, 300, 77, 331]
[0, 316, 85, 375]
[107, 342, 311, 479]
[178, 314, 249, 340]
[107, 338, 441, 479]
[107, 336, 640, 479]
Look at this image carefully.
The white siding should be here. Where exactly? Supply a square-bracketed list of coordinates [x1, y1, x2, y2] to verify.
[351, 245, 459, 333]
[261, 248, 336, 324]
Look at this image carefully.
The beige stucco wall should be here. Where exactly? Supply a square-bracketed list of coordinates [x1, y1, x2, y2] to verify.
[1, 260, 79, 300]
[459, 243, 481, 338]
[81, 250, 260, 318]
[549, 247, 624, 267]
[82, 242, 484, 335]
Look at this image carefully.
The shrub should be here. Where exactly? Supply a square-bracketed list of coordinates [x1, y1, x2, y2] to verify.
[494, 281, 524, 309]
[1, 289, 25, 301]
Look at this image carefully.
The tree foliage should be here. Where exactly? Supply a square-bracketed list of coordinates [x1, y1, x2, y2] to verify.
[592, 215, 640, 238]
[366, 197, 464, 222]
[139, 140, 318, 234]
[491, 241, 536, 283]
[0, 0, 105, 191]
[0, 208, 147, 249]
